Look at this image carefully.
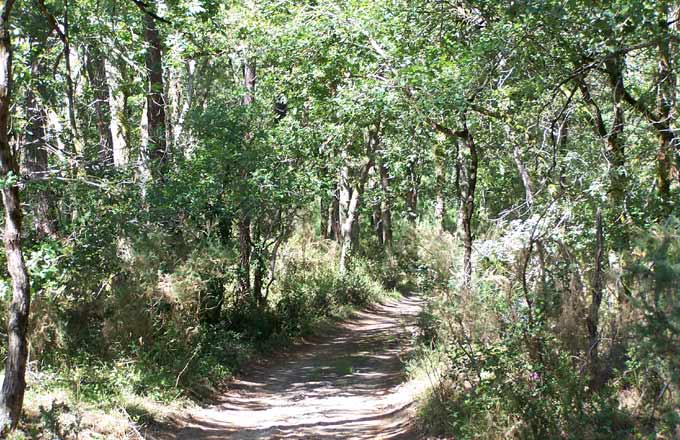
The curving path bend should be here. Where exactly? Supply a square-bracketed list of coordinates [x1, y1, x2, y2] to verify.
[155, 295, 427, 440]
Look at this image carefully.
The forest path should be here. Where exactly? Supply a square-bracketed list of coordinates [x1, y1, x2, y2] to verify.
[157, 294, 427, 439]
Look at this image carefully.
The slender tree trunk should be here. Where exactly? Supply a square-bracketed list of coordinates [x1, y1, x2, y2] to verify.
[24, 55, 57, 237]
[237, 58, 256, 299]
[329, 186, 341, 242]
[0, 1, 33, 433]
[143, 13, 167, 168]
[173, 59, 196, 150]
[460, 120, 477, 289]
[338, 158, 373, 273]
[370, 174, 383, 245]
[587, 208, 605, 385]
[252, 230, 265, 307]
[577, 68, 627, 239]
[433, 142, 446, 232]
[320, 196, 330, 239]
[85, 45, 114, 166]
[104, 58, 129, 166]
[38, 0, 82, 168]
[379, 160, 392, 246]
[405, 157, 419, 224]
[338, 163, 351, 272]
[513, 144, 534, 208]
[237, 214, 252, 300]
[604, 58, 627, 223]
[655, 2, 676, 215]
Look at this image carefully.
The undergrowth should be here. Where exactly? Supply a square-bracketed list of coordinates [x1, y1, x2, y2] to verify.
[410, 219, 680, 439]
[1, 223, 405, 439]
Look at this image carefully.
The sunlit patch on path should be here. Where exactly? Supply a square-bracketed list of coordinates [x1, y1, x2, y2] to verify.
[158, 295, 426, 439]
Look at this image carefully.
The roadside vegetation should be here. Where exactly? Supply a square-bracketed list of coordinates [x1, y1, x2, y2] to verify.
[0, 0, 678, 439]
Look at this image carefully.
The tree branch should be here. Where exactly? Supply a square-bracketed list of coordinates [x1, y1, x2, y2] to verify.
[129, 0, 171, 24]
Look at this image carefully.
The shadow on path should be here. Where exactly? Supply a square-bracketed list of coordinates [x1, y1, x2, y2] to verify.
[153, 295, 426, 440]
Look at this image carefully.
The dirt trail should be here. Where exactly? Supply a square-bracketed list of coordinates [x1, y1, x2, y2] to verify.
[157, 295, 427, 440]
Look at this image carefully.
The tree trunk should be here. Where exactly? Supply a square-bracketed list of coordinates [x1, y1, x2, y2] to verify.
[329, 186, 341, 242]
[370, 174, 383, 245]
[252, 231, 265, 307]
[587, 208, 605, 385]
[0, 1, 33, 433]
[173, 59, 196, 150]
[604, 58, 627, 223]
[379, 160, 392, 246]
[405, 157, 419, 223]
[338, 163, 352, 273]
[104, 58, 129, 166]
[320, 196, 330, 239]
[143, 13, 167, 168]
[237, 215, 251, 300]
[85, 45, 114, 166]
[237, 58, 256, 299]
[460, 120, 477, 290]
[577, 67, 627, 241]
[655, 2, 676, 215]
[433, 141, 446, 232]
[338, 158, 373, 273]
[24, 50, 57, 237]
[38, 0, 82, 169]
[513, 144, 534, 208]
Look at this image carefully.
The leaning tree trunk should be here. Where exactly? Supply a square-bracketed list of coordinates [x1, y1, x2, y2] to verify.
[0, 1, 33, 434]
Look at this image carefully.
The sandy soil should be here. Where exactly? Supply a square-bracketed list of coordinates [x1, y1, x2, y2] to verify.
[153, 295, 428, 440]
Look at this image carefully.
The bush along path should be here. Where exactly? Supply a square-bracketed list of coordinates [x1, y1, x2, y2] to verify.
[152, 294, 426, 440]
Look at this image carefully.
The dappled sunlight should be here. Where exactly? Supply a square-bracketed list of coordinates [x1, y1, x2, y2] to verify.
[155, 296, 426, 439]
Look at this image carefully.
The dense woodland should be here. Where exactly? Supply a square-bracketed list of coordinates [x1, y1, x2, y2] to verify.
[0, 0, 678, 438]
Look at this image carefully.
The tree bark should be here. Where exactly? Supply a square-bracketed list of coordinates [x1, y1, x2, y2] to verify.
[320, 196, 330, 239]
[85, 45, 114, 166]
[587, 208, 605, 385]
[237, 58, 256, 299]
[433, 141, 446, 232]
[338, 159, 372, 273]
[329, 186, 341, 242]
[379, 160, 392, 246]
[460, 120, 477, 289]
[405, 157, 419, 224]
[513, 144, 534, 208]
[38, 0, 82, 168]
[604, 58, 627, 221]
[237, 214, 252, 300]
[173, 59, 196, 150]
[655, 2, 676, 215]
[104, 58, 129, 166]
[0, 1, 33, 433]
[143, 13, 167, 168]
[577, 67, 627, 237]
[24, 46, 57, 237]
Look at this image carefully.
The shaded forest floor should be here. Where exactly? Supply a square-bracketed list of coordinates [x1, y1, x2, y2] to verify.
[150, 294, 428, 440]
